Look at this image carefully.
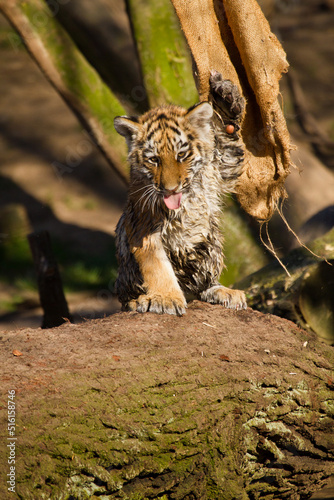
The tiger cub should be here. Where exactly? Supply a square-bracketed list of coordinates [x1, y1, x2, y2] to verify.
[114, 72, 247, 316]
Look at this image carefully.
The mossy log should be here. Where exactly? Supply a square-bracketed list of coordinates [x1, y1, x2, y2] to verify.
[236, 228, 334, 344]
[1, 303, 333, 499]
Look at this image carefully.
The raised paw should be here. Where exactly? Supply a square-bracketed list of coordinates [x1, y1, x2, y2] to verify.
[200, 285, 247, 310]
[209, 70, 245, 122]
[127, 292, 187, 316]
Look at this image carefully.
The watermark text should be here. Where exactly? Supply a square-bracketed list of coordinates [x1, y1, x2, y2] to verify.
[7, 390, 16, 494]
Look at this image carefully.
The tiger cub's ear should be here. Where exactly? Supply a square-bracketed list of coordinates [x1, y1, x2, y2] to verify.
[114, 116, 141, 150]
[186, 102, 213, 137]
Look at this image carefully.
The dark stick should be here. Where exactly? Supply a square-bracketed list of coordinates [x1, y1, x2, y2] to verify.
[28, 230, 72, 329]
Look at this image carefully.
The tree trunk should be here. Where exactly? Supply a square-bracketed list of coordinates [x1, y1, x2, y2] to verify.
[1, 302, 333, 499]
[125, 0, 198, 108]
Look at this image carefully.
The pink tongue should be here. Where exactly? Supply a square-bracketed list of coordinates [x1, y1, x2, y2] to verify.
[163, 192, 182, 210]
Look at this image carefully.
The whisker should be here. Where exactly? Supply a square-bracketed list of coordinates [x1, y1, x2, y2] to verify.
[129, 180, 161, 214]
[140, 185, 156, 212]
[148, 195, 153, 215]
[133, 186, 153, 209]
[150, 191, 157, 215]
[153, 192, 160, 215]
[130, 184, 151, 196]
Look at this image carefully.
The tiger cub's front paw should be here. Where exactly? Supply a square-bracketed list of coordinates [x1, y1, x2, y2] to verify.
[201, 285, 247, 310]
[127, 292, 187, 316]
[209, 70, 245, 122]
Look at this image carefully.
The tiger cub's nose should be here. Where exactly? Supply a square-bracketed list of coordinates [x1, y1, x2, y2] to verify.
[163, 183, 181, 195]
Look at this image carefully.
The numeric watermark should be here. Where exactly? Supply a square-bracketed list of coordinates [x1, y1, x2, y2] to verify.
[7, 390, 16, 494]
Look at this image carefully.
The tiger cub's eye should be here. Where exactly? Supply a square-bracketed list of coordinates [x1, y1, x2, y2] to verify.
[147, 156, 160, 165]
[177, 151, 188, 162]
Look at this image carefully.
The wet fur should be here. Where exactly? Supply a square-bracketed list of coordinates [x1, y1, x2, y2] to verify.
[114, 73, 247, 315]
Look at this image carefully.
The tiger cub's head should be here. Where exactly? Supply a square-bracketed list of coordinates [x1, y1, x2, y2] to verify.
[114, 103, 213, 211]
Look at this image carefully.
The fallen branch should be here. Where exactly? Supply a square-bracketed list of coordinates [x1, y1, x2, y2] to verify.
[236, 227, 334, 343]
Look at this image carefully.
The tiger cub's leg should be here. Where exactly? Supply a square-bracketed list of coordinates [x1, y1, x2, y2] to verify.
[127, 233, 187, 316]
[200, 284, 247, 311]
[209, 71, 245, 190]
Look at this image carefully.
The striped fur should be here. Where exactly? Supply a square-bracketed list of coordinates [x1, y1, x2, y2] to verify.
[114, 75, 246, 315]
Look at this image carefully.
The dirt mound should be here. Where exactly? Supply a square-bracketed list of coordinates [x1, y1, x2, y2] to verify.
[0, 301, 315, 390]
[1, 302, 333, 499]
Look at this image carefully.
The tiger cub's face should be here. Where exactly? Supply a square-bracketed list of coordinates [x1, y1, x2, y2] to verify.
[114, 103, 214, 211]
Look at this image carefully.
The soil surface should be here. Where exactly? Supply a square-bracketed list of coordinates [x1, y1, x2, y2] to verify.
[1, 302, 316, 389]
[0, 301, 333, 499]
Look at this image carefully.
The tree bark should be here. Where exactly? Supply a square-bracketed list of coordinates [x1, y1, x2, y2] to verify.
[125, 0, 198, 108]
[1, 302, 333, 499]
